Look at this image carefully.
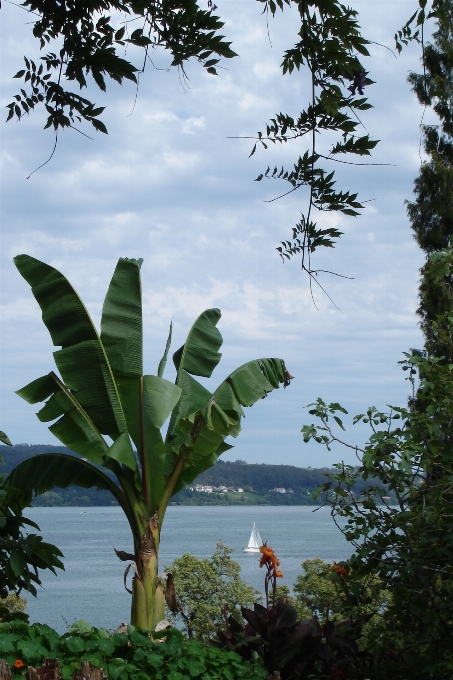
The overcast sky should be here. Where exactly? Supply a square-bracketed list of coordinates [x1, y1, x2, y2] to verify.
[1, 0, 432, 468]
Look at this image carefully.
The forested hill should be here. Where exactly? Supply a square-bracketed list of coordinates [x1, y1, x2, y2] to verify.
[195, 460, 330, 494]
[0, 444, 377, 506]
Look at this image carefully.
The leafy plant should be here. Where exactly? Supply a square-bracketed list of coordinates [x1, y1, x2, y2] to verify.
[302, 335, 453, 678]
[251, 0, 376, 274]
[0, 614, 268, 680]
[7, 254, 292, 631]
[0, 432, 12, 446]
[0, 439, 64, 600]
[165, 542, 259, 640]
[218, 546, 367, 680]
[405, 0, 453, 362]
[7, 1, 236, 136]
[0, 592, 26, 614]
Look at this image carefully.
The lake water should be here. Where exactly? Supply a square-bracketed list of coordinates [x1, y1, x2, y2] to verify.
[24, 506, 352, 633]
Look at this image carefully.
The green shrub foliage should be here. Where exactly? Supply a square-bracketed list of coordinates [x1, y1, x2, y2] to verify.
[0, 451, 64, 599]
[165, 543, 258, 640]
[0, 615, 267, 680]
[303, 335, 453, 678]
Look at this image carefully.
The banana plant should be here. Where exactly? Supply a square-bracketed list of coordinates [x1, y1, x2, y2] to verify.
[7, 255, 292, 631]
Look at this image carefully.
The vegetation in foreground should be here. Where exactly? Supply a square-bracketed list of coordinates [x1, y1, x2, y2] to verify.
[165, 543, 259, 640]
[0, 615, 266, 680]
[3, 334, 453, 676]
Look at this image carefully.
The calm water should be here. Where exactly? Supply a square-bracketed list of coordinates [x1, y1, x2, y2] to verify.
[24, 506, 351, 633]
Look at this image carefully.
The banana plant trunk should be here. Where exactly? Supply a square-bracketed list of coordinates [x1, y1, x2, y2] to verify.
[132, 515, 160, 629]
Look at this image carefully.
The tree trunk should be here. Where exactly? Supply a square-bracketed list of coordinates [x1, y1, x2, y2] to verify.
[130, 512, 160, 630]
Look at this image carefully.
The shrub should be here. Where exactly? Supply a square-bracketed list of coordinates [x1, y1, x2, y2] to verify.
[0, 592, 26, 614]
[0, 614, 267, 680]
[165, 543, 259, 640]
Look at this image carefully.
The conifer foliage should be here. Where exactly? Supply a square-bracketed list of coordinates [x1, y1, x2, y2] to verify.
[406, 0, 453, 357]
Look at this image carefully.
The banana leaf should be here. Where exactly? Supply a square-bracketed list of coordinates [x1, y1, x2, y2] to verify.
[6, 453, 125, 507]
[165, 371, 212, 479]
[141, 375, 182, 512]
[170, 358, 289, 494]
[173, 308, 222, 378]
[100, 257, 143, 377]
[0, 431, 12, 446]
[17, 372, 109, 464]
[14, 255, 126, 437]
[13, 255, 98, 348]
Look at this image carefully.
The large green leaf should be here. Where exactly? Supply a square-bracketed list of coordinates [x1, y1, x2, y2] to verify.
[141, 376, 182, 512]
[0, 431, 12, 446]
[5, 453, 126, 508]
[100, 258, 143, 377]
[108, 373, 182, 510]
[17, 372, 109, 464]
[53, 341, 126, 434]
[14, 255, 127, 438]
[172, 442, 233, 495]
[169, 358, 289, 493]
[114, 374, 141, 450]
[14, 255, 98, 348]
[143, 376, 182, 430]
[107, 432, 138, 471]
[165, 308, 222, 477]
[173, 308, 222, 378]
[165, 371, 212, 479]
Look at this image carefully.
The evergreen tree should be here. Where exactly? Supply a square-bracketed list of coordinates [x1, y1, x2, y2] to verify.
[406, 0, 453, 357]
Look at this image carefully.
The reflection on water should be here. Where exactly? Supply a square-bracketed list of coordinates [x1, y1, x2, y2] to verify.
[24, 506, 351, 633]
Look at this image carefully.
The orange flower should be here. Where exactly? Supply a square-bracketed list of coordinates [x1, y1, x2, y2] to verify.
[14, 660, 24, 669]
[332, 563, 349, 578]
[259, 544, 280, 567]
[259, 546, 274, 557]
[275, 569, 284, 578]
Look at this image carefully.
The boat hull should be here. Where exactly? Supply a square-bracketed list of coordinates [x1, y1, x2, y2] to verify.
[243, 547, 261, 552]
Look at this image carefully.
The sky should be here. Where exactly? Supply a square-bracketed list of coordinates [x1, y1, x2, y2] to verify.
[0, 0, 432, 468]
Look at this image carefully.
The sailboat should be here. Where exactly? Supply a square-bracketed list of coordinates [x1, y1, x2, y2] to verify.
[244, 522, 263, 552]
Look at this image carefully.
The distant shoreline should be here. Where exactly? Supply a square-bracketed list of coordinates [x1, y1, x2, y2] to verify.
[2, 444, 393, 507]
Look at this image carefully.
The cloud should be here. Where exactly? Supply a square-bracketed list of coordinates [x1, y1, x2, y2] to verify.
[0, 0, 427, 467]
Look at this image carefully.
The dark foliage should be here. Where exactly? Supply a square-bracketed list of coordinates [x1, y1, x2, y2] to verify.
[303, 342, 453, 678]
[0, 614, 267, 680]
[220, 602, 367, 680]
[0, 449, 64, 598]
[7, 0, 236, 135]
[406, 0, 453, 359]
[0, 445, 117, 506]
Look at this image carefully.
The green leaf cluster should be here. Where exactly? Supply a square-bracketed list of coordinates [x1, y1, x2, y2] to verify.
[302, 339, 453, 678]
[250, 1, 378, 267]
[406, 0, 453, 361]
[6, 1, 236, 134]
[165, 543, 259, 640]
[0, 615, 267, 680]
[0, 448, 64, 599]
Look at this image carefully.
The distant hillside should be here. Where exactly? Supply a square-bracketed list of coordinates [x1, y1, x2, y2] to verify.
[195, 459, 330, 494]
[0, 445, 387, 506]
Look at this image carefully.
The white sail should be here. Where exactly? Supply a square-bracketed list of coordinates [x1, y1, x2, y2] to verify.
[254, 525, 263, 547]
[244, 522, 263, 552]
